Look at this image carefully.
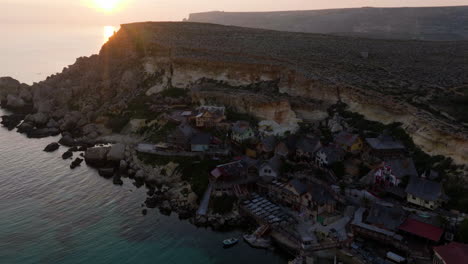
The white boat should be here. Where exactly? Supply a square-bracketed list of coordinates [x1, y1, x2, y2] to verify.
[243, 234, 271, 249]
[223, 238, 239, 247]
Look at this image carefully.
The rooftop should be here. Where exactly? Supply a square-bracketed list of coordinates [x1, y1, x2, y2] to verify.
[366, 203, 406, 231]
[433, 242, 468, 264]
[398, 218, 443, 242]
[405, 176, 445, 202]
[334, 131, 360, 147]
[385, 158, 418, 179]
[366, 135, 405, 150]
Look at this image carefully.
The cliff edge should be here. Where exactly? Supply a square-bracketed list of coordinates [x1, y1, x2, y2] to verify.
[1, 22, 467, 163]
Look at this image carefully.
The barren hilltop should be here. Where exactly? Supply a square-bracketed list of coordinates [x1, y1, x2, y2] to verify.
[189, 6, 468, 41]
[0, 22, 467, 163]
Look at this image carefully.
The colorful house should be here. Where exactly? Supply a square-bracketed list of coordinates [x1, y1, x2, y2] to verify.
[259, 155, 282, 182]
[372, 158, 418, 188]
[315, 145, 345, 168]
[194, 106, 226, 128]
[231, 121, 255, 143]
[296, 136, 321, 161]
[334, 131, 363, 153]
[405, 176, 448, 210]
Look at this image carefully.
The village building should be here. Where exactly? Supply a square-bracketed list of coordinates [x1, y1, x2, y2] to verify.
[168, 110, 194, 124]
[302, 184, 337, 223]
[365, 134, 406, 158]
[365, 203, 407, 232]
[315, 145, 345, 168]
[264, 179, 337, 222]
[334, 131, 363, 153]
[257, 136, 277, 157]
[296, 136, 322, 162]
[405, 176, 448, 210]
[371, 158, 418, 188]
[351, 207, 406, 250]
[231, 121, 255, 143]
[194, 106, 226, 128]
[167, 123, 196, 150]
[398, 217, 444, 243]
[274, 142, 290, 157]
[210, 159, 257, 196]
[433, 242, 468, 264]
[259, 155, 282, 182]
[190, 132, 212, 152]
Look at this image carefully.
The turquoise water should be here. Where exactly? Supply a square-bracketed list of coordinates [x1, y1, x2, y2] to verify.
[0, 108, 288, 263]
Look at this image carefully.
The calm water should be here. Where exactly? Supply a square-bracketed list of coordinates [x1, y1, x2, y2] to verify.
[0, 24, 116, 84]
[0, 24, 289, 264]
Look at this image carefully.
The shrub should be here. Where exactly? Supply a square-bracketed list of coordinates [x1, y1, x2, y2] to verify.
[457, 219, 468, 243]
[212, 194, 238, 214]
[106, 115, 130, 133]
[331, 162, 346, 179]
[160, 88, 188, 98]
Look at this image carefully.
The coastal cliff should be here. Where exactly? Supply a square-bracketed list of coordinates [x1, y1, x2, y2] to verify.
[0, 22, 467, 164]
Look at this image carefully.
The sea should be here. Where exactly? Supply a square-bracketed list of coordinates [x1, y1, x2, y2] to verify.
[0, 24, 288, 264]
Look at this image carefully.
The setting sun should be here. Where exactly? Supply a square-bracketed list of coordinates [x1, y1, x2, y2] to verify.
[93, 0, 121, 12]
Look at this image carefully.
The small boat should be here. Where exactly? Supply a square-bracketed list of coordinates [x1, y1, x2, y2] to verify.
[223, 238, 239, 247]
[243, 234, 271, 249]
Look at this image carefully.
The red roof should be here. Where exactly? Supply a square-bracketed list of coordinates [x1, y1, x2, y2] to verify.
[398, 218, 443, 242]
[433, 242, 468, 264]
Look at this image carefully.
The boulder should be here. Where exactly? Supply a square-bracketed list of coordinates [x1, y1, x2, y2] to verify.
[135, 170, 145, 179]
[0, 115, 24, 130]
[107, 143, 126, 162]
[17, 122, 34, 134]
[59, 111, 82, 131]
[113, 175, 124, 185]
[84, 147, 110, 167]
[98, 168, 114, 178]
[59, 135, 75, 147]
[19, 87, 32, 101]
[6, 94, 25, 109]
[46, 119, 59, 128]
[70, 158, 83, 169]
[44, 142, 60, 152]
[62, 150, 73, 160]
[119, 160, 127, 171]
[25, 112, 49, 127]
[28, 128, 60, 138]
[0, 77, 21, 100]
[160, 201, 172, 215]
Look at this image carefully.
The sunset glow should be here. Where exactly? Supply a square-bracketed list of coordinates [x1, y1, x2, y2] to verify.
[103, 26, 117, 42]
[93, 0, 121, 12]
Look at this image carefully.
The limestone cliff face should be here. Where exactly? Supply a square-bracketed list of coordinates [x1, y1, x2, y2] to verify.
[1, 22, 467, 164]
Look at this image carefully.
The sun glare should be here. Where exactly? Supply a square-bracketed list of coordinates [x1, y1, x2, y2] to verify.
[94, 0, 121, 12]
[103, 26, 117, 42]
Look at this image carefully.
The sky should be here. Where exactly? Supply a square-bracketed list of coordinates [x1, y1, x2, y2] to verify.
[1, 0, 467, 25]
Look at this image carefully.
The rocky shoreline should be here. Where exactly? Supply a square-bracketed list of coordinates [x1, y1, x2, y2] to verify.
[0, 101, 247, 231]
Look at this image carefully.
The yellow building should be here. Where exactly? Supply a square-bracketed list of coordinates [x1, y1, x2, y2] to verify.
[334, 131, 363, 153]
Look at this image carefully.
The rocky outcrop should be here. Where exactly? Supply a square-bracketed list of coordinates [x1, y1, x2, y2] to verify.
[1, 22, 467, 164]
[84, 147, 111, 167]
[107, 143, 126, 162]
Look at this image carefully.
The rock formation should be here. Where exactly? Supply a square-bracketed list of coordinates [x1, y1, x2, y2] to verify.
[0, 22, 467, 164]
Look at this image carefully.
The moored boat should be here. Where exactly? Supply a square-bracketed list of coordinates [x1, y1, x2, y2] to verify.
[223, 238, 239, 247]
[243, 234, 271, 249]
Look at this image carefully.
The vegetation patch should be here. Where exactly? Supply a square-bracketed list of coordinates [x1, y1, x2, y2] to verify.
[160, 88, 188, 98]
[211, 194, 238, 214]
[226, 108, 258, 126]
